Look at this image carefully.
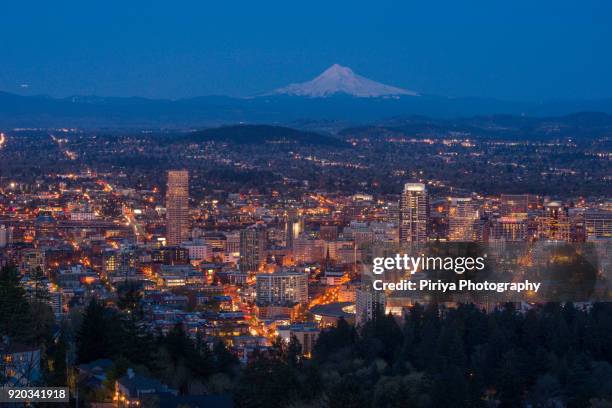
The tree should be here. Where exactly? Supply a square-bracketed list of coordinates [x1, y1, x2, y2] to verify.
[313, 317, 356, 362]
[156, 323, 215, 393]
[116, 281, 142, 314]
[28, 268, 55, 347]
[118, 315, 156, 367]
[103, 356, 130, 394]
[235, 357, 300, 408]
[286, 335, 302, 367]
[76, 299, 113, 363]
[373, 373, 431, 408]
[213, 341, 239, 375]
[529, 374, 562, 408]
[325, 374, 370, 408]
[0, 266, 32, 341]
[30, 267, 50, 303]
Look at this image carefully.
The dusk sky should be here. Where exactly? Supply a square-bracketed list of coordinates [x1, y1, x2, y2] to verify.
[1, 0, 611, 100]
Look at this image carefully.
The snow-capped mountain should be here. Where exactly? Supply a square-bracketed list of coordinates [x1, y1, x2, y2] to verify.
[272, 64, 419, 98]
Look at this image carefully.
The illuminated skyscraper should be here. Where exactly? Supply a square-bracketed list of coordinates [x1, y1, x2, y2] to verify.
[538, 202, 570, 242]
[166, 170, 190, 246]
[448, 197, 479, 241]
[500, 194, 540, 216]
[285, 207, 303, 249]
[240, 225, 267, 272]
[399, 183, 428, 244]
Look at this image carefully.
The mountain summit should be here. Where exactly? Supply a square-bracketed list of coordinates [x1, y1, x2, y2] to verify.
[272, 64, 419, 98]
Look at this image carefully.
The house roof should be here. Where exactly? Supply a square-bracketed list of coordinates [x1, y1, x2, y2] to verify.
[117, 373, 168, 396]
[78, 358, 113, 372]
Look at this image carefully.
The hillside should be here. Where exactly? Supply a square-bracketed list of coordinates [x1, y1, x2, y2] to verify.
[174, 125, 347, 147]
[339, 112, 612, 141]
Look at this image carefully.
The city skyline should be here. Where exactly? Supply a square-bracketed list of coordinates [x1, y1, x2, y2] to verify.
[0, 122, 610, 405]
[0, 3, 610, 406]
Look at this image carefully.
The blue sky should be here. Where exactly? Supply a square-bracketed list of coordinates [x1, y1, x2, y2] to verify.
[1, 0, 611, 100]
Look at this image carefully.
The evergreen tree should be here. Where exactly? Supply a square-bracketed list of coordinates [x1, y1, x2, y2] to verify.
[213, 340, 239, 375]
[76, 299, 112, 363]
[285, 334, 302, 367]
[28, 267, 55, 347]
[116, 281, 142, 314]
[235, 356, 300, 408]
[325, 374, 371, 408]
[0, 265, 32, 341]
[313, 317, 356, 361]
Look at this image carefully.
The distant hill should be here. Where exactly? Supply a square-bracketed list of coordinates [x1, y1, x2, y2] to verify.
[339, 112, 612, 140]
[173, 124, 347, 147]
[2, 88, 612, 129]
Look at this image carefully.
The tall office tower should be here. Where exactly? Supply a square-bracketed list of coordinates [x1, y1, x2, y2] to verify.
[399, 183, 429, 244]
[166, 170, 190, 246]
[538, 202, 571, 242]
[448, 197, 480, 241]
[240, 225, 267, 272]
[285, 208, 303, 249]
[500, 194, 539, 216]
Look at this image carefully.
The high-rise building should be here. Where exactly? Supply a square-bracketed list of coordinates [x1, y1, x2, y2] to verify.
[500, 194, 540, 216]
[224, 232, 241, 254]
[399, 183, 429, 244]
[293, 237, 325, 263]
[285, 208, 303, 249]
[448, 197, 480, 241]
[538, 202, 571, 242]
[240, 225, 267, 272]
[103, 245, 140, 282]
[490, 216, 529, 242]
[166, 170, 190, 246]
[255, 271, 308, 305]
[319, 225, 338, 241]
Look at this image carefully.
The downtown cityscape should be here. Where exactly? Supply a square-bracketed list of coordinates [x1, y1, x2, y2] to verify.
[1, 1, 612, 407]
[0, 119, 610, 406]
